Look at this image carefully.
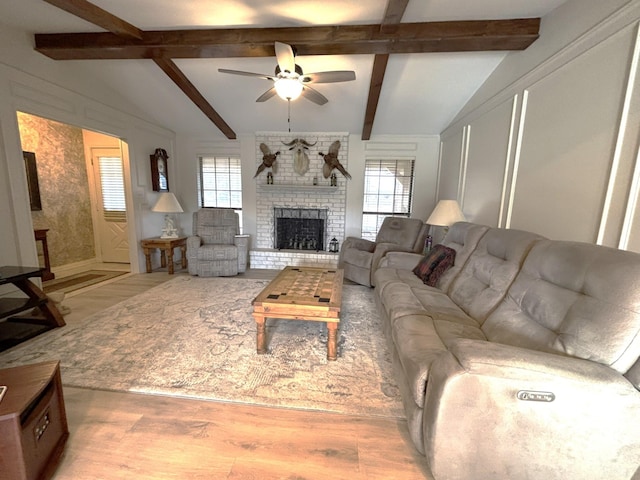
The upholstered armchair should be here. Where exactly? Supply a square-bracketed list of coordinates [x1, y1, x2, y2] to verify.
[187, 208, 249, 277]
[338, 216, 428, 287]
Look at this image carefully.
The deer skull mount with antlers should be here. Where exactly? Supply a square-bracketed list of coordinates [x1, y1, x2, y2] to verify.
[282, 138, 316, 176]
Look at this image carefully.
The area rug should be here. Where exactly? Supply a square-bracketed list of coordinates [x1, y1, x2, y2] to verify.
[43, 270, 128, 294]
[0, 276, 403, 418]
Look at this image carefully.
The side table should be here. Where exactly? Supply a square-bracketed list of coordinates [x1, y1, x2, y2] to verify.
[141, 236, 187, 274]
[0, 361, 69, 480]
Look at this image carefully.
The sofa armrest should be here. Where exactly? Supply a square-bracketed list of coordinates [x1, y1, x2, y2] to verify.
[423, 338, 640, 480]
[379, 251, 423, 271]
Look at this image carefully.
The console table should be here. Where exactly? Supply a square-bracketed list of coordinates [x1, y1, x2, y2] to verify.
[140, 237, 187, 274]
[0, 266, 65, 327]
[34, 229, 55, 281]
[0, 361, 69, 480]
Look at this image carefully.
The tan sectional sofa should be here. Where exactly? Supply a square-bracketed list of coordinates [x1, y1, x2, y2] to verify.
[374, 222, 640, 480]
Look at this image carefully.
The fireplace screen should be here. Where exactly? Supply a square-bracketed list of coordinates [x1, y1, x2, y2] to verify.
[274, 207, 327, 251]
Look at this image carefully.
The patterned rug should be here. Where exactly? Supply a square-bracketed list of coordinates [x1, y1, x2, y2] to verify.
[43, 270, 128, 294]
[0, 276, 403, 417]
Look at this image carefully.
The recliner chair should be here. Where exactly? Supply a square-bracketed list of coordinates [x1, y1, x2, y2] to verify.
[187, 208, 249, 277]
[338, 216, 428, 287]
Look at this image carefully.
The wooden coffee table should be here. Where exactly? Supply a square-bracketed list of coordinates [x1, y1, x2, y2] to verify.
[252, 266, 344, 361]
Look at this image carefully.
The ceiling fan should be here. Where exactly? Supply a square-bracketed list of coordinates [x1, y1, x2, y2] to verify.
[218, 42, 356, 105]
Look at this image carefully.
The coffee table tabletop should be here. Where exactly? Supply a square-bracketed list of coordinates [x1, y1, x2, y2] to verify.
[252, 266, 344, 360]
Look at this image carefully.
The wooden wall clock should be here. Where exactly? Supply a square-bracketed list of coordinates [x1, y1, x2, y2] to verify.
[151, 148, 169, 192]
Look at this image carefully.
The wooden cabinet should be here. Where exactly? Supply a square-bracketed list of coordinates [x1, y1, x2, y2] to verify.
[0, 361, 69, 480]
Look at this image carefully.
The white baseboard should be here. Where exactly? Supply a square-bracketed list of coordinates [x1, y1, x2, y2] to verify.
[51, 258, 99, 277]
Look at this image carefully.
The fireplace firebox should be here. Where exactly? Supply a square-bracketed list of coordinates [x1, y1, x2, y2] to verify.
[274, 207, 327, 251]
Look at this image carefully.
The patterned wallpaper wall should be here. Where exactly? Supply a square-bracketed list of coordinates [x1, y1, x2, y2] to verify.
[17, 112, 96, 268]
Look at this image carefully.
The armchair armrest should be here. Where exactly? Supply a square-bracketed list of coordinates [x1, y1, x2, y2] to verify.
[341, 236, 376, 253]
[377, 251, 423, 271]
[234, 234, 250, 273]
[186, 235, 202, 250]
[371, 242, 415, 277]
[423, 339, 640, 480]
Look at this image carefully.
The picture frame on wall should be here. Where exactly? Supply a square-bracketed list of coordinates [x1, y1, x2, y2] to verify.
[23, 151, 42, 211]
[150, 148, 169, 192]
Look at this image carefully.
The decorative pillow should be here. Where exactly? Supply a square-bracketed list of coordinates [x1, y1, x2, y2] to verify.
[412, 244, 457, 287]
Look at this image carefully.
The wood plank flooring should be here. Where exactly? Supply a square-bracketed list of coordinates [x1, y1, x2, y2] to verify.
[48, 270, 433, 479]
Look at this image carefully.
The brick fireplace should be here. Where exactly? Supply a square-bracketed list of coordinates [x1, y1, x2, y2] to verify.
[250, 132, 349, 269]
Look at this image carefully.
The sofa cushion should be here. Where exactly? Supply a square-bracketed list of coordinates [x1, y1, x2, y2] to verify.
[448, 228, 543, 324]
[482, 240, 640, 380]
[412, 244, 456, 286]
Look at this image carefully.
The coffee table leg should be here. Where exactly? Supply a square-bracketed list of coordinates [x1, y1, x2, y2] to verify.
[327, 322, 338, 361]
[255, 316, 267, 354]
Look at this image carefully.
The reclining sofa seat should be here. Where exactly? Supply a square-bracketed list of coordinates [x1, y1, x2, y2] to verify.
[424, 239, 640, 480]
[374, 225, 543, 455]
[374, 222, 640, 480]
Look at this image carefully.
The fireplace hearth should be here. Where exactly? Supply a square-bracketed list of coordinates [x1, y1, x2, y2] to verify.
[274, 207, 328, 251]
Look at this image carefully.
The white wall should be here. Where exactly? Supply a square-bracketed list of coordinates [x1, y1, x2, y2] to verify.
[439, 0, 640, 251]
[0, 25, 176, 274]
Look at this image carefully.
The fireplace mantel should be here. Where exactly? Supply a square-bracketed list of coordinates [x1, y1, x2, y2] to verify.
[257, 184, 339, 193]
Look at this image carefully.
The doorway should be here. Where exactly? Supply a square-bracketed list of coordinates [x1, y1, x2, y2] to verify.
[17, 112, 131, 277]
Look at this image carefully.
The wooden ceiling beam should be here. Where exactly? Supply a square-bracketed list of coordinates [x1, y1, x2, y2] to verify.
[362, 55, 390, 140]
[42, 0, 143, 40]
[35, 19, 540, 60]
[42, 0, 236, 138]
[361, 0, 410, 140]
[153, 59, 236, 139]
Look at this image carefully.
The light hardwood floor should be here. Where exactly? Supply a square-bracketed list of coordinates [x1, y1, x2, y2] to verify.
[49, 270, 434, 479]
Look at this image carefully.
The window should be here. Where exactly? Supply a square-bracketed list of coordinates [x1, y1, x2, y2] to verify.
[197, 155, 243, 228]
[361, 159, 415, 240]
[98, 156, 127, 222]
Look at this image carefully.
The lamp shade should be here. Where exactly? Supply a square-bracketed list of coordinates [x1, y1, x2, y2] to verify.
[426, 200, 465, 226]
[151, 192, 183, 213]
[275, 78, 303, 100]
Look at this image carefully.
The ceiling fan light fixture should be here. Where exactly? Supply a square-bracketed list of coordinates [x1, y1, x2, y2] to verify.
[275, 77, 303, 100]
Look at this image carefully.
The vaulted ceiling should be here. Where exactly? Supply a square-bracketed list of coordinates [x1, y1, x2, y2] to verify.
[0, 0, 570, 139]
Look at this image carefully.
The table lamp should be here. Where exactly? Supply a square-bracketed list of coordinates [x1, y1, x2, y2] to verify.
[152, 192, 184, 238]
[426, 200, 466, 233]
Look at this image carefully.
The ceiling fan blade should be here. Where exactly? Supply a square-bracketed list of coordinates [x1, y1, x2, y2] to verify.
[218, 68, 275, 81]
[256, 87, 277, 102]
[275, 42, 296, 74]
[301, 85, 328, 105]
[302, 71, 356, 84]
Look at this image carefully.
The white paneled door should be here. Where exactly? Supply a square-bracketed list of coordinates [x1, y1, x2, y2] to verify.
[90, 147, 130, 263]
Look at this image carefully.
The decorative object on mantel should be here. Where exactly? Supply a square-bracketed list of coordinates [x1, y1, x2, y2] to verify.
[320, 140, 351, 179]
[152, 192, 184, 238]
[150, 148, 169, 192]
[254, 143, 280, 178]
[282, 138, 316, 175]
[267, 172, 273, 184]
[329, 237, 339, 253]
[330, 173, 337, 186]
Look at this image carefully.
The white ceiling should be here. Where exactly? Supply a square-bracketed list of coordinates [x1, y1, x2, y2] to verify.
[0, 0, 570, 137]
